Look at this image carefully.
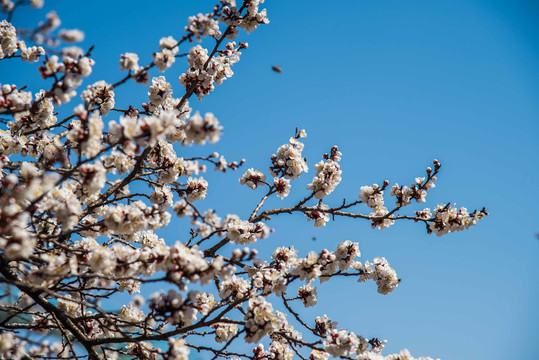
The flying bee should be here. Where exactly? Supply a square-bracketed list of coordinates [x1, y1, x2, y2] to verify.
[271, 65, 282, 73]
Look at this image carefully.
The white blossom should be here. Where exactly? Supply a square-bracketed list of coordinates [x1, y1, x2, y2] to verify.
[239, 168, 266, 189]
[119, 52, 140, 71]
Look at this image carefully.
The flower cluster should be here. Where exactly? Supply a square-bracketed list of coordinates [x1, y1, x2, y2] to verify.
[212, 321, 239, 343]
[273, 177, 291, 199]
[153, 36, 179, 72]
[219, 275, 251, 300]
[0, 84, 32, 115]
[269, 131, 309, 180]
[39, 53, 95, 104]
[0, 332, 27, 360]
[359, 182, 397, 230]
[179, 42, 245, 99]
[226, 218, 270, 244]
[164, 338, 190, 360]
[356, 257, 400, 295]
[108, 110, 182, 148]
[81, 80, 115, 115]
[166, 242, 225, 287]
[298, 284, 318, 307]
[420, 204, 488, 236]
[149, 290, 197, 326]
[104, 200, 171, 235]
[305, 204, 330, 228]
[324, 329, 362, 357]
[220, 0, 270, 34]
[245, 259, 287, 296]
[59, 28, 84, 43]
[244, 296, 283, 343]
[184, 111, 222, 145]
[307, 146, 342, 199]
[240, 168, 266, 189]
[1, 20, 45, 62]
[119, 52, 140, 72]
[184, 176, 208, 201]
[0, 20, 18, 58]
[186, 13, 222, 41]
[390, 160, 439, 208]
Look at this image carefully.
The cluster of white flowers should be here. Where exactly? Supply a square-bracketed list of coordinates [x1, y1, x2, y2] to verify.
[0, 21, 42, 61]
[269, 131, 308, 180]
[359, 183, 386, 209]
[102, 149, 134, 174]
[39, 180, 82, 231]
[226, 218, 270, 244]
[239, 168, 266, 189]
[28, 90, 57, 130]
[108, 111, 182, 148]
[384, 349, 440, 360]
[166, 242, 224, 287]
[268, 340, 295, 360]
[314, 315, 338, 337]
[0, 331, 27, 360]
[150, 185, 174, 211]
[146, 142, 205, 184]
[104, 200, 171, 235]
[334, 240, 361, 271]
[307, 145, 342, 199]
[179, 42, 244, 99]
[272, 246, 298, 271]
[38, 53, 95, 104]
[166, 338, 190, 360]
[0, 21, 15, 55]
[81, 80, 115, 115]
[119, 304, 145, 329]
[305, 204, 330, 228]
[193, 290, 216, 315]
[288, 241, 368, 287]
[220, 0, 270, 34]
[390, 162, 439, 208]
[153, 36, 179, 72]
[59, 28, 84, 43]
[173, 199, 192, 218]
[183, 111, 222, 145]
[310, 349, 331, 360]
[147, 76, 174, 113]
[0, 83, 32, 115]
[419, 204, 488, 236]
[125, 342, 156, 359]
[186, 13, 222, 41]
[245, 258, 287, 296]
[273, 177, 291, 199]
[244, 296, 284, 343]
[66, 109, 104, 157]
[184, 176, 208, 201]
[18, 40, 45, 63]
[119, 52, 140, 72]
[211, 321, 239, 343]
[359, 183, 397, 230]
[219, 275, 251, 300]
[149, 289, 197, 326]
[324, 329, 363, 357]
[355, 257, 400, 295]
[297, 284, 318, 307]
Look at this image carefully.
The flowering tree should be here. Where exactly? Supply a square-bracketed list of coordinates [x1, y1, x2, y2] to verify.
[0, 1, 488, 359]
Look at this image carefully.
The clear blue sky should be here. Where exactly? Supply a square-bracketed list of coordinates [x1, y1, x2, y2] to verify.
[5, 0, 539, 359]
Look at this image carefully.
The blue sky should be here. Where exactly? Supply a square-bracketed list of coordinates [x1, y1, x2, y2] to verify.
[5, 0, 539, 359]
